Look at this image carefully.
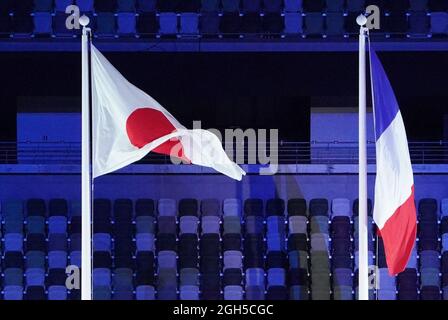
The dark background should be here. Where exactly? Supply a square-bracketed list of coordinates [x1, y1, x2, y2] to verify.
[0, 51, 447, 141]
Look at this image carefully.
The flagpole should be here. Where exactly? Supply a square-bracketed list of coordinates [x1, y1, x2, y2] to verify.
[357, 14, 369, 301]
[80, 15, 92, 301]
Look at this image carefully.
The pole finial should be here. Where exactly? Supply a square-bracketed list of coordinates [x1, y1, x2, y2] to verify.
[356, 14, 368, 27]
[79, 15, 90, 28]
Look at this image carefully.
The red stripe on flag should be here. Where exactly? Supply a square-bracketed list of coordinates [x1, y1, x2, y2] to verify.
[379, 185, 417, 276]
[126, 107, 190, 162]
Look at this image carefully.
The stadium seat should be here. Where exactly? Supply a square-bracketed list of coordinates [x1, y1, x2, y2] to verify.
[25, 233, 47, 253]
[76, 0, 94, 12]
[346, 0, 365, 12]
[55, 0, 73, 12]
[222, 0, 241, 12]
[3, 286, 24, 300]
[94, 0, 117, 12]
[34, 0, 53, 12]
[136, 215, 155, 234]
[201, 0, 220, 12]
[224, 285, 244, 300]
[289, 285, 309, 300]
[288, 199, 307, 216]
[428, 0, 448, 12]
[430, 12, 448, 35]
[136, 285, 155, 300]
[48, 286, 68, 300]
[95, 12, 116, 37]
[117, 0, 136, 12]
[202, 216, 220, 234]
[303, 0, 325, 12]
[180, 285, 200, 300]
[410, 0, 429, 12]
[3, 201, 24, 234]
[326, 0, 345, 12]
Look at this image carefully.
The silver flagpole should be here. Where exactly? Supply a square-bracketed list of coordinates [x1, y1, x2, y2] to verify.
[80, 15, 92, 301]
[357, 14, 369, 301]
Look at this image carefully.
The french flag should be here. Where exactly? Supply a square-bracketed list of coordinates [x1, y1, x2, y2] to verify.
[371, 50, 417, 276]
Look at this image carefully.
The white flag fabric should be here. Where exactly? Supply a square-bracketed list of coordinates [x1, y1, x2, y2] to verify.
[91, 45, 246, 180]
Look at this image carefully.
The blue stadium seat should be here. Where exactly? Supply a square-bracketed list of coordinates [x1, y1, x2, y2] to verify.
[201, 0, 220, 12]
[4, 268, 24, 287]
[284, 0, 303, 12]
[200, 11, 220, 35]
[289, 215, 307, 234]
[94, 0, 117, 12]
[136, 233, 155, 252]
[48, 286, 68, 300]
[263, 0, 282, 13]
[180, 285, 200, 300]
[303, 0, 325, 12]
[117, 12, 136, 36]
[430, 12, 448, 35]
[48, 233, 68, 252]
[242, 0, 261, 13]
[158, 216, 177, 234]
[377, 289, 397, 300]
[158, 198, 177, 216]
[55, 0, 73, 12]
[25, 268, 45, 286]
[346, 0, 365, 12]
[410, 0, 429, 12]
[26, 251, 46, 270]
[290, 285, 308, 300]
[93, 251, 112, 269]
[223, 233, 242, 251]
[421, 286, 441, 300]
[135, 199, 155, 216]
[326, 0, 345, 12]
[34, 0, 53, 12]
[136, 215, 155, 234]
[428, 0, 448, 12]
[267, 268, 286, 287]
[202, 216, 220, 234]
[309, 199, 328, 217]
[113, 268, 134, 300]
[93, 268, 112, 287]
[76, 0, 94, 12]
[223, 198, 242, 216]
[95, 12, 116, 37]
[244, 198, 264, 217]
[180, 215, 199, 234]
[48, 215, 68, 234]
[180, 268, 199, 286]
[3, 286, 24, 300]
[48, 251, 67, 269]
[267, 286, 288, 300]
[224, 285, 244, 300]
[331, 198, 351, 218]
[201, 199, 220, 216]
[5, 233, 23, 252]
[137, 0, 157, 12]
[93, 233, 111, 252]
[419, 198, 438, 222]
[3, 201, 24, 234]
[222, 0, 241, 12]
[136, 285, 155, 300]
[117, 0, 136, 12]
[224, 250, 243, 270]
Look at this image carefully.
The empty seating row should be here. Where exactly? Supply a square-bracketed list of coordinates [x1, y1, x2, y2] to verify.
[2, 1, 448, 14]
[2, 197, 448, 300]
[2, 11, 448, 38]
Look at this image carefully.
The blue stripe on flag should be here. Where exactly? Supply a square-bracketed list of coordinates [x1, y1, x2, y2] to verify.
[371, 50, 400, 141]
